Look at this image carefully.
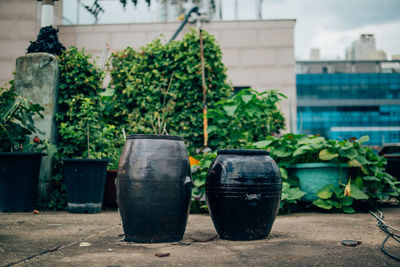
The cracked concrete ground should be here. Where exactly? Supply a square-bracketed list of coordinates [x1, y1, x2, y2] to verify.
[0, 207, 399, 266]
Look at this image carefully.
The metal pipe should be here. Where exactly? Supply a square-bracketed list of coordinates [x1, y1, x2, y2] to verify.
[169, 6, 199, 42]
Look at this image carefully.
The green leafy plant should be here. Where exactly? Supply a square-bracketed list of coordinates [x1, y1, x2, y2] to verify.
[106, 29, 231, 152]
[190, 152, 217, 213]
[48, 47, 117, 210]
[253, 134, 400, 212]
[207, 88, 286, 150]
[0, 82, 46, 152]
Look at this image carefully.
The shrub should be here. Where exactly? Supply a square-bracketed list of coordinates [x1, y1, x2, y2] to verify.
[106, 29, 231, 152]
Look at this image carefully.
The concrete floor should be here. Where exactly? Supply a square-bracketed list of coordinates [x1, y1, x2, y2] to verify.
[0, 208, 399, 266]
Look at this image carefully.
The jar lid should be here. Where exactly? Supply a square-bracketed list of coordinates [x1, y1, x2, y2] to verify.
[127, 134, 183, 141]
[217, 149, 269, 155]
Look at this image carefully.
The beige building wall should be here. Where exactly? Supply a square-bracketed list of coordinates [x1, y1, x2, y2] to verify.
[0, 0, 62, 86]
[58, 20, 296, 132]
[0, 0, 296, 132]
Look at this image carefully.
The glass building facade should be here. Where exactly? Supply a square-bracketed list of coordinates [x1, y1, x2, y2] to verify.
[297, 71, 400, 146]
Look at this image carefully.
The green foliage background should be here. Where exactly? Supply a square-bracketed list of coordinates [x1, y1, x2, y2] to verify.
[106, 29, 231, 152]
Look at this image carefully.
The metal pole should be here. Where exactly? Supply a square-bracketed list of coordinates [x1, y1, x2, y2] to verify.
[199, 27, 208, 148]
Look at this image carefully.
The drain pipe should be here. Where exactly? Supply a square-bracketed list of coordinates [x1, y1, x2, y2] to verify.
[37, 0, 59, 27]
[169, 6, 200, 42]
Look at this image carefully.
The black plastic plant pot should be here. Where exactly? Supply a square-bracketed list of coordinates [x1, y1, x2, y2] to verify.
[63, 159, 109, 214]
[0, 152, 45, 212]
[205, 149, 282, 241]
[117, 134, 192, 243]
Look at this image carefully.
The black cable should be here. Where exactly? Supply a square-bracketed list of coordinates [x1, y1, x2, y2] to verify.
[369, 210, 400, 261]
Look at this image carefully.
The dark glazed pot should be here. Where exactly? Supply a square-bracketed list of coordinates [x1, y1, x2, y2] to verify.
[0, 152, 45, 212]
[63, 159, 108, 213]
[117, 134, 192, 243]
[205, 149, 282, 241]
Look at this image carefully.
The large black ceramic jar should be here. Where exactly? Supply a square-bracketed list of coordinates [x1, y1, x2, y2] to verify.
[117, 134, 192, 243]
[205, 149, 282, 241]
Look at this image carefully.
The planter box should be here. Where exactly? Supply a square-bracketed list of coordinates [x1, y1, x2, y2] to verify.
[63, 159, 108, 213]
[0, 152, 45, 212]
[288, 163, 349, 202]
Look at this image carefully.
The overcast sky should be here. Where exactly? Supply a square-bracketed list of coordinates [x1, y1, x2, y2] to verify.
[65, 0, 400, 60]
[259, 0, 400, 59]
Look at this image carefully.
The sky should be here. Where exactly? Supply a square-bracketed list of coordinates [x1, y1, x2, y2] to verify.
[64, 0, 400, 60]
[259, 0, 400, 60]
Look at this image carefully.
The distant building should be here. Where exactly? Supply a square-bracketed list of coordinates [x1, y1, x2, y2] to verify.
[296, 60, 400, 145]
[310, 49, 320, 60]
[392, 54, 400, 60]
[345, 34, 387, 60]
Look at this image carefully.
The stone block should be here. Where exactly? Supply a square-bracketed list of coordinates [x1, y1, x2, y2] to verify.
[258, 29, 294, 48]
[277, 48, 295, 66]
[258, 67, 295, 86]
[240, 48, 277, 67]
[227, 67, 258, 87]
[111, 32, 147, 50]
[14, 53, 59, 200]
[219, 30, 258, 48]
[77, 33, 110, 51]
[221, 49, 240, 67]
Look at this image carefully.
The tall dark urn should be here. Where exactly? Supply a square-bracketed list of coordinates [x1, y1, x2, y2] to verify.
[117, 135, 192, 243]
[205, 149, 282, 241]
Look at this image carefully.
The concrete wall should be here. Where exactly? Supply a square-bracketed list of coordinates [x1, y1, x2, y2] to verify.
[58, 19, 297, 132]
[0, 0, 62, 86]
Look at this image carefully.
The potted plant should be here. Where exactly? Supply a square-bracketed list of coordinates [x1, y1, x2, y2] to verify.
[253, 134, 400, 213]
[51, 47, 109, 213]
[60, 98, 109, 213]
[0, 84, 46, 212]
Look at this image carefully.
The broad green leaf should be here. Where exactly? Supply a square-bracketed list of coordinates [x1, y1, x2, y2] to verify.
[207, 125, 217, 134]
[193, 177, 206, 187]
[356, 155, 370, 165]
[316, 185, 333, 199]
[253, 139, 273, 148]
[287, 188, 306, 201]
[272, 146, 292, 158]
[339, 148, 358, 160]
[340, 197, 353, 206]
[281, 192, 289, 200]
[313, 199, 333, 210]
[297, 137, 312, 145]
[241, 94, 252, 104]
[309, 136, 325, 145]
[223, 105, 237, 116]
[327, 199, 341, 208]
[293, 145, 312, 157]
[319, 149, 339, 161]
[342, 206, 356, 213]
[358, 136, 369, 144]
[282, 182, 290, 191]
[279, 167, 288, 179]
[388, 191, 400, 197]
[340, 142, 354, 150]
[331, 185, 344, 198]
[349, 185, 369, 200]
[363, 176, 380, 182]
[347, 159, 362, 167]
[354, 176, 363, 188]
